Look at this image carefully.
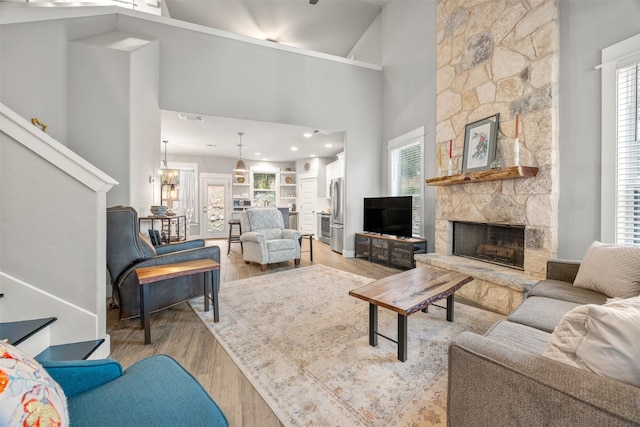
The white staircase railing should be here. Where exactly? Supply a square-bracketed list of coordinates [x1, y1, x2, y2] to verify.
[0, 102, 117, 358]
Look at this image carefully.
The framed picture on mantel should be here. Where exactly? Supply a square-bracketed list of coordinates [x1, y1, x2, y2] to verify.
[462, 114, 499, 173]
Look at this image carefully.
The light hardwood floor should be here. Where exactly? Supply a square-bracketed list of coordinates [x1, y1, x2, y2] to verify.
[107, 237, 400, 426]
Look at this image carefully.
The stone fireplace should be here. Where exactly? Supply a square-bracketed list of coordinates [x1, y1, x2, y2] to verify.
[417, 0, 561, 315]
[453, 221, 525, 270]
[433, 0, 560, 278]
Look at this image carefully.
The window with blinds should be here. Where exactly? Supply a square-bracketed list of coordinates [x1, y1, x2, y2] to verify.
[389, 139, 422, 237]
[616, 62, 640, 245]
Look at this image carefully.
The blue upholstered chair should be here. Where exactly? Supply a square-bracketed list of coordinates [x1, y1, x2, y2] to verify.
[107, 206, 221, 320]
[41, 355, 228, 426]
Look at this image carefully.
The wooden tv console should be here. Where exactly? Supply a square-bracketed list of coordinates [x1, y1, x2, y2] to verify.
[354, 232, 427, 269]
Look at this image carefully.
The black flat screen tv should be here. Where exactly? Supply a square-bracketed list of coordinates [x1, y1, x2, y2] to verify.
[363, 196, 413, 238]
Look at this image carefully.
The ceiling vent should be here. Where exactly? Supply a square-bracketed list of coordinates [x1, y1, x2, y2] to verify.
[178, 113, 204, 122]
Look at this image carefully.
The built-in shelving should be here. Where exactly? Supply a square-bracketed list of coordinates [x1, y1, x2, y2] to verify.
[232, 171, 251, 211]
[280, 170, 297, 200]
[426, 166, 539, 186]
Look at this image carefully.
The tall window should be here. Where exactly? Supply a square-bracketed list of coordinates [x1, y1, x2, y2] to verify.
[601, 34, 640, 246]
[616, 62, 640, 245]
[389, 128, 424, 237]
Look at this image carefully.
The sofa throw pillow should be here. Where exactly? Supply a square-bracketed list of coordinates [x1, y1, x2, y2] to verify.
[541, 304, 589, 369]
[573, 241, 640, 298]
[575, 297, 640, 387]
[543, 296, 640, 387]
[0, 339, 69, 427]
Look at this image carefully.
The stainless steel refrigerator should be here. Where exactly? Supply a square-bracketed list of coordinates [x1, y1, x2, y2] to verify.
[330, 177, 344, 253]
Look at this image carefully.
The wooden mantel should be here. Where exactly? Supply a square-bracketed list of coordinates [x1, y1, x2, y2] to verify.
[426, 166, 539, 186]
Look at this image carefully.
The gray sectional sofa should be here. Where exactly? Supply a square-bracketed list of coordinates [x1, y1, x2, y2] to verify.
[447, 259, 640, 426]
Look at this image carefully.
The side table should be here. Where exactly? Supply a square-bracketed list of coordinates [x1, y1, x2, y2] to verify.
[135, 259, 220, 344]
[139, 215, 187, 243]
[299, 233, 314, 261]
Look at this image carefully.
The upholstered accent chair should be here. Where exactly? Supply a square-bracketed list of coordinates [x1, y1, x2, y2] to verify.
[42, 355, 228, 426]
[239, 207, 301, 271]
[106, 206, 220, 319]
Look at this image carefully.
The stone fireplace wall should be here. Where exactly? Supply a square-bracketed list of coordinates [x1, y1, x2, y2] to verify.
[434, 0, 559, 276]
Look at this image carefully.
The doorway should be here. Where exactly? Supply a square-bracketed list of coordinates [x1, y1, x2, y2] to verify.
[299, 177, 317, 234]
[201, 174, 231, 239]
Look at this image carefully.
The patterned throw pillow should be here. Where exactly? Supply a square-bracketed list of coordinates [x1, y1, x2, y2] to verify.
[0, 340, 69, 427]
[573, 241, 640, 298]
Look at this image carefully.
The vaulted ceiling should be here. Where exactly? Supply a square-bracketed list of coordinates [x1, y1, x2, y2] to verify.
[164, 0, 390, 57]
[160, 0, 390, 161]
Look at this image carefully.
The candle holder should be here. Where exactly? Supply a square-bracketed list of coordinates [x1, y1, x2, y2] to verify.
[447, 158, 453, 176]
[514, 138, 520, 166]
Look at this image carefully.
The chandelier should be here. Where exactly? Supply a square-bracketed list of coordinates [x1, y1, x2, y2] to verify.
[162, 140, 177, 198]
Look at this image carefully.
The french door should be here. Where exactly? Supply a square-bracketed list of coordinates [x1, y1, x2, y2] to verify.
[200, 174, 231, 239]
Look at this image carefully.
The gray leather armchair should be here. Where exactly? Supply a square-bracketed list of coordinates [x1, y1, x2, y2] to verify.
[106, 206, 220, 319]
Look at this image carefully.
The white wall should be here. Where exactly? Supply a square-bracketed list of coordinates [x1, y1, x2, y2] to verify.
[377, 1, 438, 251]
[115, 14, 383, 255]
[0, 106, 116, 346]
[1, 9, 382, 255]
[68, 31, 159, 212]
[347, 13, 381, 64]
[1, 135, 99, 311]
[129, 38, 161, 215]
[557, 0, 640, 259]
[0, 14, 116, 144]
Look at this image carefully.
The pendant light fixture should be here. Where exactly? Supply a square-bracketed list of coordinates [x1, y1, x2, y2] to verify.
[233, 132, 247, 177]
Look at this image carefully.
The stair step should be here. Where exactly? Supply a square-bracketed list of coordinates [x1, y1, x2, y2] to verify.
[35, 339, 105, 362]
[0, 317, 57, 346]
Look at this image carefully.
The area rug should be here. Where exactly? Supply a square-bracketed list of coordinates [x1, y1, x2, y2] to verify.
[189, 265, 504, 426]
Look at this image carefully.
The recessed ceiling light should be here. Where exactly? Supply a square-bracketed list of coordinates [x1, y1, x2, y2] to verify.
[291, 147, 298, 151]
[254, 152, 261, 156]
[177, 113, 204, 122]
[310, 154, 317, 157]
[263, 158, 268, 161]
[303, 132, 312, 138]
[325, 143, 333, 148]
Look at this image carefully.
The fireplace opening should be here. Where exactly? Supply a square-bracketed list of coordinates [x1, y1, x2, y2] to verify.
[453, 221, 525, 270]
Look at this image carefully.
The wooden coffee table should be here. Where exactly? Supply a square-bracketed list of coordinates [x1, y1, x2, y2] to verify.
[349, 266, 473, 361]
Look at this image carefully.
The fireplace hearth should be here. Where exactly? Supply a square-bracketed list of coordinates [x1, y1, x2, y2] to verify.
[453, 221, 525, 270]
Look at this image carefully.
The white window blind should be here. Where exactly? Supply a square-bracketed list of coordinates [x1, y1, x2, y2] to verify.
[616, 62, 640, 245]
[389, 139, 422, 237]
